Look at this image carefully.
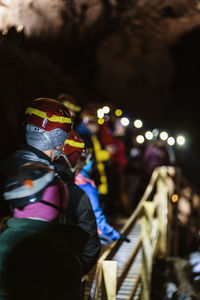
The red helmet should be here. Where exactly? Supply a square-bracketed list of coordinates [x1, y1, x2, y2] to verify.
[57, 93, 81, 113]
[62, 130, 85, 155]
[24, 97, 73, 132]
[56, 131, 85, 169]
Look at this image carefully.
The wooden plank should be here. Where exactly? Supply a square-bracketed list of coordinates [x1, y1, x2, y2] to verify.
[102, 261, 117, 300]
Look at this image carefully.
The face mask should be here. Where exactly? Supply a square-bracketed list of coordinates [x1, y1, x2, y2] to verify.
[54, 148, 62, 159]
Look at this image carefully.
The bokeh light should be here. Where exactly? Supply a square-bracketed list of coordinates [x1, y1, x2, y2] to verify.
[120, 117, 129, 126]
[136, 135, 145, 144]
[145, 131, 153, 140]
[115, 109, 123, 117]
[176, 135, 185, 146]
[160, 131, 168, 141]
[134, 119, 143, 128]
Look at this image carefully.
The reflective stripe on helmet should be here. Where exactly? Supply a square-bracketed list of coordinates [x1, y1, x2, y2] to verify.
[64, 139, 85, 148]
[25, 107, 72, 124]
[63, 101, 81, 112]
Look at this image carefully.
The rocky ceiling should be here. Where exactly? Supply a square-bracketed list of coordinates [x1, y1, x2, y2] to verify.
[1, 0, 200, 159]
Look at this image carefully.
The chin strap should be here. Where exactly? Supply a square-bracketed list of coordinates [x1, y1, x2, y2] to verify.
[60, 153, 75, 173]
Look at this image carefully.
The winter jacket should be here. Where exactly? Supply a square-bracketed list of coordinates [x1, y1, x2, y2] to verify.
[76, 123, 110, 195]
[54, 164, 101, 275]
[99, 122, 128, 173]
[75, 173, 121, 241]
[143, 145, 170, 177]
[0, 218, 89, 300]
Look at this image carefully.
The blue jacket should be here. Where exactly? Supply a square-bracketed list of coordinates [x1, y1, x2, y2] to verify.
[77, 181, 120, 241]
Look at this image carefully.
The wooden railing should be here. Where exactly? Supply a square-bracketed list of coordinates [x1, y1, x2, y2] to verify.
[87, 166, 175, 300]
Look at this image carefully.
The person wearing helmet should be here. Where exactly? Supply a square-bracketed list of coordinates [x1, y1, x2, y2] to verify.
[57, 92, 82, 130]
[54, 131, 101, 276]
[0, 97, 73, 217]
[24, 97, 73, 162]
[57, 92, 81, 118]
[55, 131, 129, 246]
[75, 108, 111, 199]
[0, 162, 89, 300]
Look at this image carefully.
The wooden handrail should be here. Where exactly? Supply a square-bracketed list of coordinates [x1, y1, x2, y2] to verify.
[87, 166, 174, 300]
[117, 237, 142, 291]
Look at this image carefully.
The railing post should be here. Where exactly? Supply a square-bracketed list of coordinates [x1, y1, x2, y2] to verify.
[141, 202, 155, 300]
[102, 260, 117, 300]
[157, 167, 168, 257]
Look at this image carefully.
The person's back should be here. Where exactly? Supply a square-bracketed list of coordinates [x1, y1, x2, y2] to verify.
[143, 140, 170, 178]
[0, 218, 86, 300]
[54, 131, 101, 274]
[0, 163, 88, 300]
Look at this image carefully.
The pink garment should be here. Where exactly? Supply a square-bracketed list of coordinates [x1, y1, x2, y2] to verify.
[14, 180, 68, 221]
[75, 173, 96, 188]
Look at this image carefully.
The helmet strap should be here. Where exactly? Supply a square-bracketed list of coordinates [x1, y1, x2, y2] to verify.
[39, 200, 61, 210]
[60, 153, 75, 173]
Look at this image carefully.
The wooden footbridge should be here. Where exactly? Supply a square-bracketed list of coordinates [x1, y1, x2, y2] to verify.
[83, 166, 177, 300]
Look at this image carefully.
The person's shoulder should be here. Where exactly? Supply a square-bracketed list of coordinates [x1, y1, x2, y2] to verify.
[69, 182, 86, 195]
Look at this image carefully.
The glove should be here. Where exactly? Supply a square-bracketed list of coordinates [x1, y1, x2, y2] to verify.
[119, 233, 130, 243]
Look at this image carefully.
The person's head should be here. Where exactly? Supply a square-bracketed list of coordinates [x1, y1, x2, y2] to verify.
[80, 109, 99, 134]
[113, 118, 126, 137]
[24, 97, 73, 161]
[56, 130, 85, 172]
[57, 93, 81, 118]
[2, 162, 68, 222]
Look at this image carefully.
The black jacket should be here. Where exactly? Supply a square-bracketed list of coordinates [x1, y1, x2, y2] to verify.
[54, 164, 101, 275]
[0, 146, 101, 275]
[0, 218, 89, 300]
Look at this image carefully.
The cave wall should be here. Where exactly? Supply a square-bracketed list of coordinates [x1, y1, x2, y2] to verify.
[1, 0, 200, 159]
